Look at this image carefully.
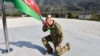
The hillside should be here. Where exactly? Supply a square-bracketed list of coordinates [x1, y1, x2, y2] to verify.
[0, 0, 100, 15]
[0, 0, 100, 11]
[36, 0, 100, 11]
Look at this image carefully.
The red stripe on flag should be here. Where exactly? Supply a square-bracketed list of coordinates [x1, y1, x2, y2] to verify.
[23, 0, 41, 15]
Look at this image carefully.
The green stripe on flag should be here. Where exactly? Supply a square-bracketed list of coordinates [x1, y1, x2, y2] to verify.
[6, 0, 41, 21]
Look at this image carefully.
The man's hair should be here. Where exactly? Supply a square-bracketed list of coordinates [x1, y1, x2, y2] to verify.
[46, 15, 53, 21]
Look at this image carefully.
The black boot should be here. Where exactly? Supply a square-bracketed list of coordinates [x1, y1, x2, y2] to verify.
[45, 48, 53, 55]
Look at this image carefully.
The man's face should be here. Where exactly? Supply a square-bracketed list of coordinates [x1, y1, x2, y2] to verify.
[46, 18, 53, 26]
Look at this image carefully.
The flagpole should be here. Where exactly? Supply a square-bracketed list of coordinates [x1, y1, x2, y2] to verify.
[1, 0, 13, 53]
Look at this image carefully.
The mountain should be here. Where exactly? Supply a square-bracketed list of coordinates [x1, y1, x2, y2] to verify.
[36, 0, 100, 11]
[0, 0, 100, 15]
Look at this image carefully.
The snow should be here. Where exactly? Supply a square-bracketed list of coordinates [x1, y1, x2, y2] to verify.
[0, 17, 100, 56]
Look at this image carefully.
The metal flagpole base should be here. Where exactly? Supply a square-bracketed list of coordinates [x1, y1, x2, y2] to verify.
[2, 48, 13, 54]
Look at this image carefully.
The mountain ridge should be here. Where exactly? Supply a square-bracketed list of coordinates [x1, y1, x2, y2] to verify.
[36, 0, 100, 11]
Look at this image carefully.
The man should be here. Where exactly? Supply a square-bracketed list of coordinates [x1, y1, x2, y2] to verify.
[42, 15, 70, 56]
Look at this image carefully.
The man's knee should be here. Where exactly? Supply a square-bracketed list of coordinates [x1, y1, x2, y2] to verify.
[55, 45, 62, 56]
[56, 49, 62, 56]
[42, 35, 51, 42]
[42, 37, 45, 41]
[42, 37, 47, 44]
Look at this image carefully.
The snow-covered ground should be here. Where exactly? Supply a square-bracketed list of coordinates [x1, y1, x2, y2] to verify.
[0, 17, 100, 56]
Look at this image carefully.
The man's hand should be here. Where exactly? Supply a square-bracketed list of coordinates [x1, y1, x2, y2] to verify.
[42, 25, 48, 32]
[56, 46, 61, 51]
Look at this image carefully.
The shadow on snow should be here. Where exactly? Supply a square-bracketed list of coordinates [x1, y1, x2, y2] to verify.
[10, 41, 45, 54]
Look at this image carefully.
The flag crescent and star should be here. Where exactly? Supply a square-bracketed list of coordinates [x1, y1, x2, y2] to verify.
[5, 0, 42, 21]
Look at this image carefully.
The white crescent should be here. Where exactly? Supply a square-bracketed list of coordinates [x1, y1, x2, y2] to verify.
[24, 0, 35, 5]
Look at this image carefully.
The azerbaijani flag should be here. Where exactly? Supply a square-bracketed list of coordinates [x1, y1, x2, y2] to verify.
[6, 0, 42, 21]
